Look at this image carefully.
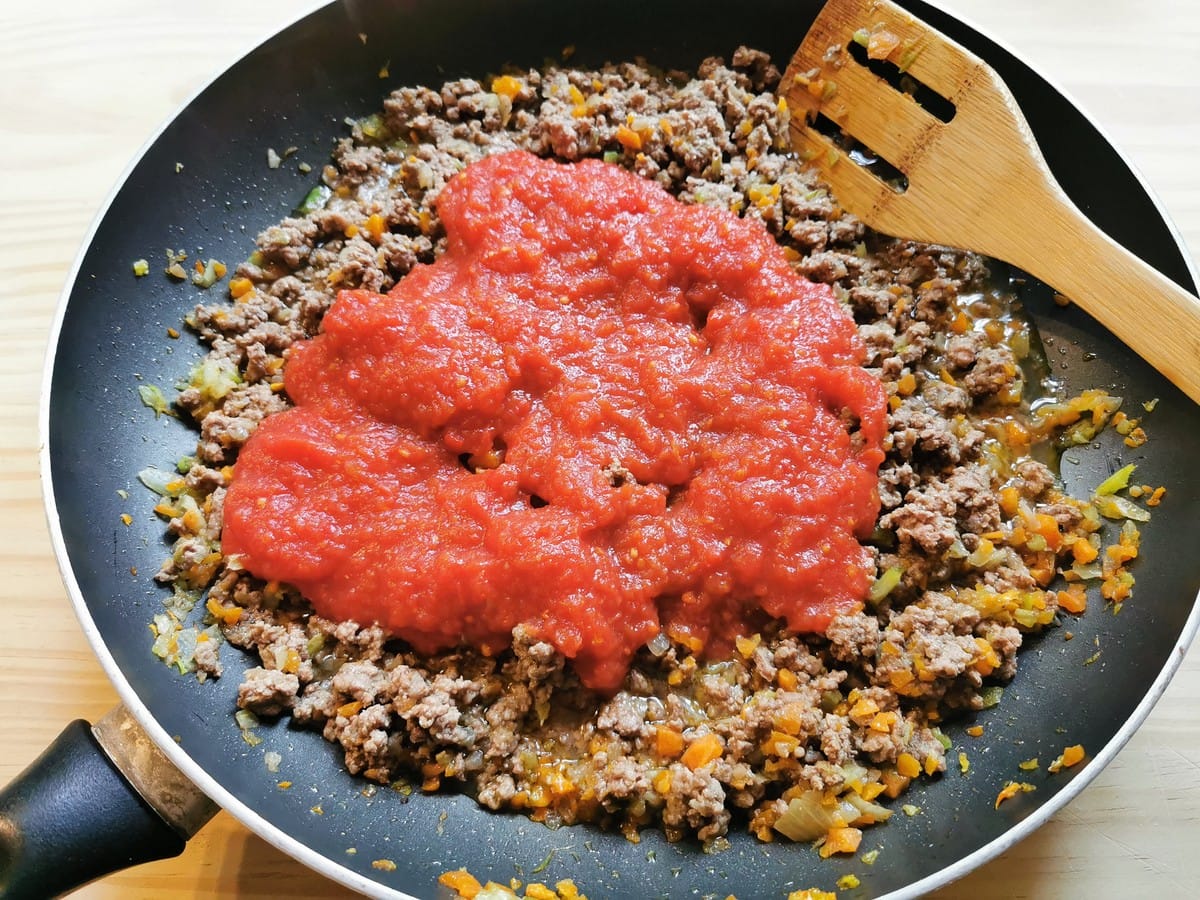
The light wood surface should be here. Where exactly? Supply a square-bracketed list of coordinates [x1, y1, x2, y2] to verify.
[0, 1, 1196, 898]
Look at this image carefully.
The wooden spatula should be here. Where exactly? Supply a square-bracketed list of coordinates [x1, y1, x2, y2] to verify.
[783, 0, 1200, 405]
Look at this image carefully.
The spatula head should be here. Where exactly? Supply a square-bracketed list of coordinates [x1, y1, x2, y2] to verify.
[781, 0, 1050, 256]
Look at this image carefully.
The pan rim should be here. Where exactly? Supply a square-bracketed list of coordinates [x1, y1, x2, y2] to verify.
[35, 1, 1200, 898]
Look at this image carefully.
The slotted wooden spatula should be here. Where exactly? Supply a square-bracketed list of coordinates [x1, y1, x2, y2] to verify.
[783, 0, 1200, 404]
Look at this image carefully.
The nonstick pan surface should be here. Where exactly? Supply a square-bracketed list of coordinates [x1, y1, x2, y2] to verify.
[37, 1, 1200, 897]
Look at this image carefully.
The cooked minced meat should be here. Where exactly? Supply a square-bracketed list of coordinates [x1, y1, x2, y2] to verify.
[149, 47, 1126, 849]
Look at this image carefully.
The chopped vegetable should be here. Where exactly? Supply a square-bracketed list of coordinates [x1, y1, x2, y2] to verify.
[297, 184, 332, 215]
[774, 792, 860, 841]
[1095, 464, 1136, 496]
[818, 826, 862, 858]
[655, 725, 684, 758]
[1057, 584, 1087, 614]
[868, 565, 903, 603]
[994, 781, 1035, 809]
[182, 358, 242, 419]
[132, 258, 149, 277]
[191, 258, 227, 289]
[979, 686, 1004, 708]
[1048, 744, 1085, 773]
[1092, 494, 1150, 522]
[491, 75, 523, 99]
[235, 709, 262, 746]
[681, 732, 724, 770]
[867, 29, 901, 60]
[137, 384, 173, 418]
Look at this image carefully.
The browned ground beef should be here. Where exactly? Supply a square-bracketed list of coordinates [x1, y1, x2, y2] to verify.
[150, 47, 1117, 849]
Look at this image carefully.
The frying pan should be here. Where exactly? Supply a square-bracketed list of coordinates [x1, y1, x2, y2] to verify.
[14, 0, 1199, 896]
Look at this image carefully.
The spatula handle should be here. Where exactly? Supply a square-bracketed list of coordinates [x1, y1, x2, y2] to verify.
[996, 186, 1200, 406]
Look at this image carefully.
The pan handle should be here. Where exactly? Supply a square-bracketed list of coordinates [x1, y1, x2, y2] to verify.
[0, 706, 218, 898]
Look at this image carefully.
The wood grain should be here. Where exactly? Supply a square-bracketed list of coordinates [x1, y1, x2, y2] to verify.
[0, 1, 1195, 897]
[785, 0, 1200, 404]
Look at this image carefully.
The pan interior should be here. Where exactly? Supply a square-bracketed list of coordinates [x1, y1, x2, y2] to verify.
[45, 1, 1200, 897]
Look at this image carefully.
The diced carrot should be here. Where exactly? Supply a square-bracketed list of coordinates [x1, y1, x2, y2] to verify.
[652, 769, 673, 795]
[1057, 585, 1087, 615]
[1004, 419, 1030, 446]
[681, 733, 724, 770]
[818, 825, 863, 858]
[615, 125, 642, 151]
[490, 74, 523, 99]
[880, 769, 911, 798]
[777, 667, 798, 691]
[999, 486, 1020, 518]
[206, 596, 244, 625]
[866, 29, 901, 59]
[773, 702, 806, 735]
[438, 869, 484, 899]
[896, 752, 921, 779]
[764, 731, 800, 757]
[655, 725, 684, 759]
[972, 637, 999, 676]
[848, 696, 880, 721]
[1049, 744, 1086, 773]
[336, 700, 363, 718]
[1033, 513, 1063, 551]
[364, 213, 387, 241]
[735, 633, 761, 658]
[995, 782, 1019, 809]
[1071, 538, 1099, 564]
[869, 711, 897, 734]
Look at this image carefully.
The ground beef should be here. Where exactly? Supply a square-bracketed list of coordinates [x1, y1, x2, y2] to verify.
[146, 47, 1122, 852]
[237, 667, 300, 716]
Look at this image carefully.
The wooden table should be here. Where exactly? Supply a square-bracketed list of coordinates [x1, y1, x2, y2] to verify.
[1, 1, 1196, 897]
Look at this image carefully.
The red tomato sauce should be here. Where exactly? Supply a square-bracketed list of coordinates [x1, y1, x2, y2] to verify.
[222, 151, 886, 692]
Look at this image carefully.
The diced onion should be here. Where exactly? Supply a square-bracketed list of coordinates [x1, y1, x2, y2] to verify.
[1092, 494, 1151, 522]
[1095, 464, 1136, 497]
[773, 792, 858, 842]
[844, 792, 893, 824]
[868, 566, 903, 603]
[646, 632, 670, 656]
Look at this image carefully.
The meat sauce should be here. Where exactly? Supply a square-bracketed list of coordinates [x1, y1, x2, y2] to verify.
[221, 151, 887, 692]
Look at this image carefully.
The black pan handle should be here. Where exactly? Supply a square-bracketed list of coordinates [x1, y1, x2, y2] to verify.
[0, 707, 218, 898]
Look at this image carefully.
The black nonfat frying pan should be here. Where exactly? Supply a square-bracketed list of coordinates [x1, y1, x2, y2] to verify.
[17, 0, 1200, 897]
